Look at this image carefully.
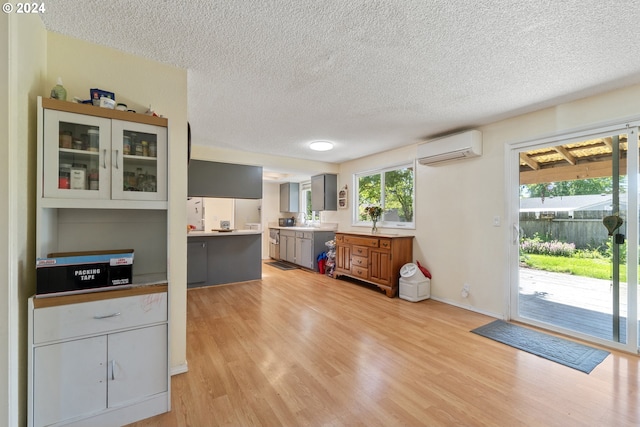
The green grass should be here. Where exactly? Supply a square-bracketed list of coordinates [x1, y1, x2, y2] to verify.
[521, 253, 627, 281]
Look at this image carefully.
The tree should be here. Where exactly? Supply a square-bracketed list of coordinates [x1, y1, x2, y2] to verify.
[357, 168, 414, 222]
[521, 177, 615, 198]
[357, 174, 380, 221]
[384, 168, 414, 222]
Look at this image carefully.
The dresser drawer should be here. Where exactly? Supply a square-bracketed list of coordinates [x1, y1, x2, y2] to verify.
[379, 239, 391, 250]
[351, 245, 369, 256]
[343, 235, 379, 247]
[351, 255, 368, 267]
[351, 265, 369, 279]
[33, 292, 167, 344]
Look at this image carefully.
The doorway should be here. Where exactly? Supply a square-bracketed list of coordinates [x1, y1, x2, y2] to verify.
[508, 124, 639, 352]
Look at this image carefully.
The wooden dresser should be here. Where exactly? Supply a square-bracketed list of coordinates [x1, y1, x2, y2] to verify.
[334, 232, 414, 297]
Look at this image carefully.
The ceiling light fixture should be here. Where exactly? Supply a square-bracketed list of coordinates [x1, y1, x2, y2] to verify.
[309, 140, 334, 151]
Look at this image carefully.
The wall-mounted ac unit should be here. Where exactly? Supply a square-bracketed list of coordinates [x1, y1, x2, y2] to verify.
[417, 130, 482, 165]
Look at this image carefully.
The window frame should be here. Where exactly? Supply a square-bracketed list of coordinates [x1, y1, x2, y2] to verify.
[299, 181, 319, 222]
[352, 161, 416, 229]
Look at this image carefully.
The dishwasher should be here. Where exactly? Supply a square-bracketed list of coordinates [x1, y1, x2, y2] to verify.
[268, 228, 280, 259]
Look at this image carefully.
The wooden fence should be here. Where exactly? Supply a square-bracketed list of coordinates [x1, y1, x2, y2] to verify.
[519, 210, 625, 249]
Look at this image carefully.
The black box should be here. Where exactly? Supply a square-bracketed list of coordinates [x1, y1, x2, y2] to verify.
[36, 249, 133, 296]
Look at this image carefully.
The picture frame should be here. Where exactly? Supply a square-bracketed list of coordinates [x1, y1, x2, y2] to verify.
[338, 185, 348, 209]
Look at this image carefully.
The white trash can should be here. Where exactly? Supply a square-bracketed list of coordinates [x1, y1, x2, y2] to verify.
[399, 263, 430, 302]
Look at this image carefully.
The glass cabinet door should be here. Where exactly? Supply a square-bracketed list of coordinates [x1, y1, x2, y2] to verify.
[111, 120, 167, 201]
[43, 110, 111, 199]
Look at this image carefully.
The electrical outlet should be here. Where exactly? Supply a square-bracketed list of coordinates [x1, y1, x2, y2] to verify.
[461, 283, 470, 298]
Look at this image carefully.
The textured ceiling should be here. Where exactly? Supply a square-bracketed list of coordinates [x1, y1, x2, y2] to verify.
[40, 1, 640, 168]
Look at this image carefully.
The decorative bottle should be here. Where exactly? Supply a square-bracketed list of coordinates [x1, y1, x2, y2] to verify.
[51, 77, 67, 101]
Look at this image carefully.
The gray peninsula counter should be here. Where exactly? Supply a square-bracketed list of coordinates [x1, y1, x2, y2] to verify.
[187, 230, 262, 287]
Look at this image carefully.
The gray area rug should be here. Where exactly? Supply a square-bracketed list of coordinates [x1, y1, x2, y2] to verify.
[471, 320, 609, 374]
[266, 261, 298, 271]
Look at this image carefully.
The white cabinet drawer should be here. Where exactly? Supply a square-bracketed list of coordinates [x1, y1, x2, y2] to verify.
[33, 292, 167, 344]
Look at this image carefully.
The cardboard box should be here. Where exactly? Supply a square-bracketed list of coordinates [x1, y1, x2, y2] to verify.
[36, 249, 133, 296]
[90, 88, 115, 106]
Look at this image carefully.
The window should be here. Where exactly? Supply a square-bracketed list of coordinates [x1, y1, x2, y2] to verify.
[354, 163, 415, 228]
[300, 181, 319, 222]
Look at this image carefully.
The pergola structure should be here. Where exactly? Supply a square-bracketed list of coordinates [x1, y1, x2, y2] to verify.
[519, 135, 628, 185]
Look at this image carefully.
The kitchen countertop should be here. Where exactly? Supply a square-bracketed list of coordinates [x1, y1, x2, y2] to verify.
[270, 226, 337, 232]
[187, 230, 262, 237]
[335, 231, 413, 238]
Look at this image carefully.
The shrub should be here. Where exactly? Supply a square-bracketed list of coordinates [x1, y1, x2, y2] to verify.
[604, 239, 628, 263]
[573, 248, 606, 259]
[520, 237, 575, 257]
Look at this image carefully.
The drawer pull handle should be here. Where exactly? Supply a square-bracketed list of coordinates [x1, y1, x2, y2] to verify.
[111, 360, 116, 380]
[94, 312, 121, 319]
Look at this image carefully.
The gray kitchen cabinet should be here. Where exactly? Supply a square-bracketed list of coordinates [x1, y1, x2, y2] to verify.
[187, 241, 208, 286]
[306, 230, 335, 271]
[280, 182, 299, 212]
[311, 174, 337, 211]
[295, 232, 314, 269]
[188, 160, 263, 199]
[280, 229, 335, 271]
[187, 233, 261, 286]
[280, 230, 296, 263]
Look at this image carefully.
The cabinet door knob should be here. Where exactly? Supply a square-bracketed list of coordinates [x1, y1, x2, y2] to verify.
[102, 148, 107, 168]
[110, 359, 116, 380]
[114, 149, 119, 169]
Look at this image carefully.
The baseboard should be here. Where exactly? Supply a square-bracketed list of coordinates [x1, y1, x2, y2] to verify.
[429, 296, 504, 320]
[60, 393, 169, 427]
[171, 361, 189, 376]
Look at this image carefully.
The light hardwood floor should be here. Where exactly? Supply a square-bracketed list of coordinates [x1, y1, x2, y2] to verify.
[127, 262, 640, 427]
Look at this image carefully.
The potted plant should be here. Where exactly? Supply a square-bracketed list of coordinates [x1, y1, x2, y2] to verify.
[364, 205, 383, 233]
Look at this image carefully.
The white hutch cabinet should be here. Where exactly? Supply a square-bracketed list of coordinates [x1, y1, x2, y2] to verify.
[28, 287, 168, 427]
[39, 97, 168, 209]
[29, 97, 171, 426]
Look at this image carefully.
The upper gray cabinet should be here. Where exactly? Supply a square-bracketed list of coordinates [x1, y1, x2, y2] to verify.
[280, 182, 299, 212]
[311, 173, 337, 211]
[188, 160, 262, 199]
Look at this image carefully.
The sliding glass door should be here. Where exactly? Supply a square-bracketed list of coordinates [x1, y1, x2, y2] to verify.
[509, 125, 639, 352]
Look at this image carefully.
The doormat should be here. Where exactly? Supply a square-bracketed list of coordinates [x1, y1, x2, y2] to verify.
[266, 261, 298, 271]
[471, 320, 609, 374]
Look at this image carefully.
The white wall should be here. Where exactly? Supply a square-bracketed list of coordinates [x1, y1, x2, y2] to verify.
[338, 83, 640, 318]
[203, 198, 235, 230]
[0, 12, 10, 426]
[262, 181, 281, 257]
[235, 198, 261, 229]
[1, 14, 47, 426]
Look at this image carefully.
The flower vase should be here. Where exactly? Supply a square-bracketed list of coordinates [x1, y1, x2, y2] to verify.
[371, 219, 378, 234]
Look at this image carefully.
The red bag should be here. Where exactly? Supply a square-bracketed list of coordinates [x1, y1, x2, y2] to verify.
[416, 261, 432, 279]
[318, 258, 326, 274]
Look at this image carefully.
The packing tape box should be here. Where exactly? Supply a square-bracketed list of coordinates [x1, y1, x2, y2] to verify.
[36, 249, 133, 296]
